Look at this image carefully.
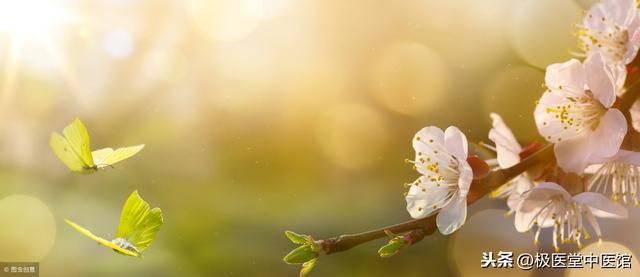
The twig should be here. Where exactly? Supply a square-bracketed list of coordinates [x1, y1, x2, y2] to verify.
[318, 144, 555, 255]
[620, 78, 640, 112]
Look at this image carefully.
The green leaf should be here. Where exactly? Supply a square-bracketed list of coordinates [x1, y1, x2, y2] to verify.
[283, 244, 318, 264]
[378, 237, 406, 258]
[299, 258, 317, 277]
[285, 230, 308, 244]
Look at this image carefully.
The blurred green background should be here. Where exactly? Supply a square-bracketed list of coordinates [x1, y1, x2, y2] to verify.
[0, 0, 638, 276]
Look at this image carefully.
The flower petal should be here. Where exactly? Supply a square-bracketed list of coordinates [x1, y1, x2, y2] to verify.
[495, 174, 534, 203]
[514, 174, 535, 194]
[534, 89, 581, 142]
[412, 126, 445, 175]
[505, 175, 534, 210]
[436, 194, 467, 235]
[589, 108, 627, 160]
[564, 109, 627, 170]
[457, 159, 473, 196]
[544, 59, 585, 91]
[584, 210, 603, 238]
[413, 126, 445, 154]
[631, 28, 640, 47]
[515, 184, 557, 229]
[573, 192, 629, 219]
[605, 0, 636, 25]
[515, 197, 544, 232]
[444, 126, 468, 161]
[628, 9, 640, 39]
[585, 0, 637, 29]
[506, 192, 523, 211]
[489, 113, 521, 168]
[612, 64, 627, 95]
[515, 183, 567, 232]
[405, 176, 451, 219]
[612, 149, 640, 166]
[554, 136, 593, 174]
[585, 52, 617, 107]
[534, 182, 572, 200]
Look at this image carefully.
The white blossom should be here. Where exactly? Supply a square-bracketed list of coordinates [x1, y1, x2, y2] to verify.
[486, 113, 535, 216]
[515, 182, 627, 250]
[579, 0, 640, 66]
[405, 126, 473, 235]
[534, 53, 627, 174]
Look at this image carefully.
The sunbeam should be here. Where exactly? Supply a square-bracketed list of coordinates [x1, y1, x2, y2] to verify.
[0, 37, 23, 123]
[0, 0, 73, 123]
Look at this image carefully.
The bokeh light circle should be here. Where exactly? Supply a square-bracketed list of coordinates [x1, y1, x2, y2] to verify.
[565, 241, 640, 276]
[369, 41, 449, 115]
[188, 0, 264, 43]
[482, 65, 544, 142]
[316, 103, 389, 170]
[262, 0, 293, 20]
[410, 0, 514, 69]
[280, 59, 352, 127]
[450, 209, 535, 277]
[510, 0, 582, 69]
[102, 30, 135, 59]
[0, 195, 56, 261]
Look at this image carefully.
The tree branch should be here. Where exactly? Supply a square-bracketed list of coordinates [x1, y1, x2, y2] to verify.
[620, 78, 640, 113]
[318, 144, 555, 255]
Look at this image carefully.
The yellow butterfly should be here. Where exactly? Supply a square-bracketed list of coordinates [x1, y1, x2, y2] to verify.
[65, 191, 163, 257]
[50, 118, 144, 173]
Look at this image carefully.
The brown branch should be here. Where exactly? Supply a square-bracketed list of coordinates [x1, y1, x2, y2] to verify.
[318, 144, 555, 255]
[619, 76, 640, 150]
[620, 78, 640, 113]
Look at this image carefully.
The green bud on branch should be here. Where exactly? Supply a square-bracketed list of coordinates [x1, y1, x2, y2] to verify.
[377, 236, 406, 258]
[283, 231, 321, 275]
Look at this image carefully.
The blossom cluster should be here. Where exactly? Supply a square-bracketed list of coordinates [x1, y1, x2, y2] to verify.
[405, 0, 640, 250]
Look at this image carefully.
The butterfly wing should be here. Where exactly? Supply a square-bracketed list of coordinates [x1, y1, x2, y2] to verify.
[130, 207, 162, 252]
[62, 118, 95, 168]
[92, 145, 144, 169]
[50, 133, 90, 172]
[116, 191, 163, 252]
[91, 148, 114, 167]
[64, 219, 140, 257]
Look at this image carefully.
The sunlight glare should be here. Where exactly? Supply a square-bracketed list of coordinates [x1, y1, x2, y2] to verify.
[0, 0, 65, 38]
